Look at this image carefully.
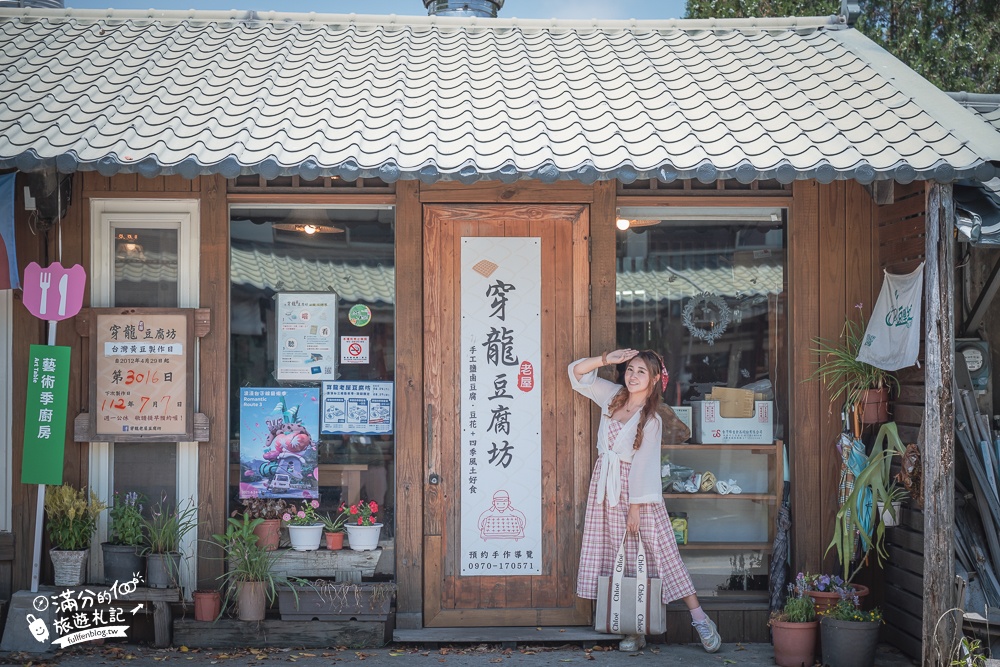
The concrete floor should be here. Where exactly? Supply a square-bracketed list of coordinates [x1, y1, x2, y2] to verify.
[0, 641, 919, 666]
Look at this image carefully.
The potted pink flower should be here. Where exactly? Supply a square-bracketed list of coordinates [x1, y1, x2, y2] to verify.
[282, 499, 324, 551]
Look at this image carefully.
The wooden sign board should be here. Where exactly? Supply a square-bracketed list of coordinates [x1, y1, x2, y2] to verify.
[85, 308, 200, 442]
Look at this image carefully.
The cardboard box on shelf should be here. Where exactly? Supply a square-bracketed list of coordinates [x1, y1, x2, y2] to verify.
[691, 400, 774, 444]
[707, 387, 755, 418]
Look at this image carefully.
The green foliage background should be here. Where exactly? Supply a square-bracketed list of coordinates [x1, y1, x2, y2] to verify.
[685, 0, 1000, 94]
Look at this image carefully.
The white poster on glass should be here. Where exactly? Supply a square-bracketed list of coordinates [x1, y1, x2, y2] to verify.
[275, 293, 337, 380]
[460, 237, 541, 576]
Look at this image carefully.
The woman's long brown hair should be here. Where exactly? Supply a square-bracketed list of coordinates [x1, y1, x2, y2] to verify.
[605, 350, 665, 449]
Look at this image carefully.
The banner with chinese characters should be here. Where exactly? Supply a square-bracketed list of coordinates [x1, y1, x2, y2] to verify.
[21, 345, 70, 484]
[238, 387, 320, 499]
[321, 381, 393, 435]
[91, 309, 194, 441]
[460, 237, 542, 576]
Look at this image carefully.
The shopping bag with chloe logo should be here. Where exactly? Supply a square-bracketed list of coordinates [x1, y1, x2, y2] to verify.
[595, 530, 667, 635]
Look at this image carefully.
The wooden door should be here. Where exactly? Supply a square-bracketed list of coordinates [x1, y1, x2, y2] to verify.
[423, 204, 592, 627]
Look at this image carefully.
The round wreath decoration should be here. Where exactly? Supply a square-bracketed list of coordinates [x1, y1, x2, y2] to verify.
[682, 292, 731, 346]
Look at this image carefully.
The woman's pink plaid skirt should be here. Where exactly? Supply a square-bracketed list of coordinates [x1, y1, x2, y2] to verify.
[576, 456, 696, 604]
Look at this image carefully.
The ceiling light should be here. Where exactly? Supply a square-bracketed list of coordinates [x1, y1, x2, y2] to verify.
[616, 218, 631, 231]
[272, 222, 344, 234]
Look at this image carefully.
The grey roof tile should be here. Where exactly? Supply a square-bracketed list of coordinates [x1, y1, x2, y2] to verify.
[0, 8, 998, 183]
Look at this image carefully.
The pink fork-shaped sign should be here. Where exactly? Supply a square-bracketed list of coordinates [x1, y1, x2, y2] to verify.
[22, 262, 87, 321]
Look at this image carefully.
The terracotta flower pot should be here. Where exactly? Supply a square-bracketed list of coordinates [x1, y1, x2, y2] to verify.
[193, 589, 221, 622]
[252, 519, 281, 551]
[325, 531, 345, 550]
[858, 387, 890, 424]
[807, 584, 869, 614]
[771, 619, 818, 667]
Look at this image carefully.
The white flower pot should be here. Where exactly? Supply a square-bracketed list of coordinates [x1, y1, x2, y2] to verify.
[344, 523, 383, 551]
[878, 501, 902, 527]
[287, 524, 324, 551]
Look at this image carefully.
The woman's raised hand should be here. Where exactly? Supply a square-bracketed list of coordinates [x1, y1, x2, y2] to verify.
[606, 349, 638, 365]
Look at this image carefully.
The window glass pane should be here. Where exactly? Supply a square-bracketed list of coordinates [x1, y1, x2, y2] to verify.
[615, 207, 786, 597]
[229, 207, 396, 549]
[110, 226, 179, 509]
[113, 228, 178, 308]
[113, 443, 177, 508]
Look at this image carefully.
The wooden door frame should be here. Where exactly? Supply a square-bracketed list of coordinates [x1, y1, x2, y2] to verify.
[393, 181, 617, 629]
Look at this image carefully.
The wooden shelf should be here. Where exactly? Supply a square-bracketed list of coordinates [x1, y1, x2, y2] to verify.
[663, 492, 775, 501]
[662, 443, 777, 451]
[677, 542, 772, 551]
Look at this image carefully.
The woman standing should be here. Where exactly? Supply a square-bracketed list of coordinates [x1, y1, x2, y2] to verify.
[569, 348, 721, 653]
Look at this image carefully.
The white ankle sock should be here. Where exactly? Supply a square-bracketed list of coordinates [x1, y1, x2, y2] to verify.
[690, 606, 708, 623]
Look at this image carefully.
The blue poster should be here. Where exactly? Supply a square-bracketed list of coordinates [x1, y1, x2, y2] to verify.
[239, 387, 320, 499]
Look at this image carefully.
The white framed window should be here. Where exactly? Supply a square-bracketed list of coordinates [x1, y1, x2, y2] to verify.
[89, 199, 200, 596]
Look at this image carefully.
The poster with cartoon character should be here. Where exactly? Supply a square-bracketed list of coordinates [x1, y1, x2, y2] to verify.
[238, 388, 320, 499]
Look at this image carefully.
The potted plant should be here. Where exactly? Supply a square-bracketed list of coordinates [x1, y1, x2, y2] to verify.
[44, 485, 107, 586]
[796, 572, 869, 614]
[282, 500, 324, 551]
[878, 483, 909, 528]
[211, 513, 291, 621]
[192, 588, 222, 622]
[320, 506, 349, 551]
[343, 498, 382, 551]
[102, 490, 146, 586]
[769, 584, 818, 667]
[141, 494, 199, 589]
[820, 597, 883, 667]
[810, 305, 899, 424]
[235, 497, 288, 551]
[826, 422, 908, 584]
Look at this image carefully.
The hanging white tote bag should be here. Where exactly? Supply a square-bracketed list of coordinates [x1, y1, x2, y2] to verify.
[856, 262, 924, 371]
[595, 530, 666, 635]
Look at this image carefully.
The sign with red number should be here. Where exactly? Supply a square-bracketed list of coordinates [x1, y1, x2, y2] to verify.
[89, 308, 195, 441]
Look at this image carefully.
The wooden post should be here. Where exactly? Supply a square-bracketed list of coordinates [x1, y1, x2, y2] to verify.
[922, 182, 955, 667]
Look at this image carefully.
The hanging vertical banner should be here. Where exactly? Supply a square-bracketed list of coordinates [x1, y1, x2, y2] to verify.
[460, 237, 541, 576]
[238, 387, 320, 499]
[22, 345, 71, 484]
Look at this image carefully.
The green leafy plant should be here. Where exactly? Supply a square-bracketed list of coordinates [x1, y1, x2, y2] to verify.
[809, 305, 899, 413]
[211, 513, 300, 610]
[142, 494, 199, 554]
[321, 505, 350, 534]
[44, 485, 107, 551]
[770, 588, 816, 625]
[108, 490, 146, 547]
[281, 499, 322, 526]
[822, 597, 883, 623]
[826, 422, 907, 583]
[951, 635, 988, 667]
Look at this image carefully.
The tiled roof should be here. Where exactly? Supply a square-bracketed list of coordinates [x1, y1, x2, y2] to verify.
[616, 260, 782, 304]
[2, 8, 1000, 184]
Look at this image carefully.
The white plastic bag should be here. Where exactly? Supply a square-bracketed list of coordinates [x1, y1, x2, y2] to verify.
[856, 262, 924, 371]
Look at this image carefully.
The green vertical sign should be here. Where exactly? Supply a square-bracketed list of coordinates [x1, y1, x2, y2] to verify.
[21, 344, 71, 485]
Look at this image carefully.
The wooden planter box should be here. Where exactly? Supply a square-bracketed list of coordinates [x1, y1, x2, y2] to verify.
[278, 582, 395, 621]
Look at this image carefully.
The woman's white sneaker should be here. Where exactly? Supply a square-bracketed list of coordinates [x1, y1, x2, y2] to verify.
[692, 617, 721, 653]
[618, 634, 646, 652]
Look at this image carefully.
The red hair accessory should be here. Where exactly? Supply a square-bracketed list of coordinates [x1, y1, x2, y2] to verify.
[660, 364, 669, 392]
